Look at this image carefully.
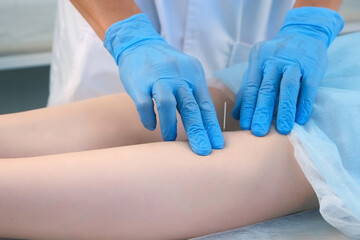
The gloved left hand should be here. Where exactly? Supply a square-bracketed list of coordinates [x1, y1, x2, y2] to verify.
[104, 14, 224, 155]
[232, 7, 344, 136]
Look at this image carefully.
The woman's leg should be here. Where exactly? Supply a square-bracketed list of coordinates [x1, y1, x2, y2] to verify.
[0, 130, 317, 240]
[0, 86, 235, 158]
[0, 94, 176, 158]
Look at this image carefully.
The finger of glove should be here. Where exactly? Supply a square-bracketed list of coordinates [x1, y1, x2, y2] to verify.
[176, 84, 212, 156]
[251, 63, 281, 137]
[239, 53, 263, 130]
[193, 85, 224, 150]
[276, 66, 301, 135]
[295, 71, 321, 125]
[132, 92, 157, 131]
[152, 81, 177, 141]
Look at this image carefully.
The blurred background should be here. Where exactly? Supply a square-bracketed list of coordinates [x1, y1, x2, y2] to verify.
[0, 0, 56, 114]
[0, 0, 359, 114]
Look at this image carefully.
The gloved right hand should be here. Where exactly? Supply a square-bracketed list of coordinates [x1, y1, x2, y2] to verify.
[104, 13, 224, 156]
[231, 7, 344, 137]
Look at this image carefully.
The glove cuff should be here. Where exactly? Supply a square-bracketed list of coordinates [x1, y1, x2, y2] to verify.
[279, 7, 344, 47]
[104, 13, 166, 64]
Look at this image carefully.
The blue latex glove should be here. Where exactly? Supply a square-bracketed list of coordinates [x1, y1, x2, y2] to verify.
[232, 7, 344, 136]
[104, 14, 224, 155]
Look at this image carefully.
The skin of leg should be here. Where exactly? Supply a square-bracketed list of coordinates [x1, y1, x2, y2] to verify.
[0, 85, 236, 158]
[0, 130, 317, 240]
[0, 94, 179, 158]
[0, 82, 317, 239]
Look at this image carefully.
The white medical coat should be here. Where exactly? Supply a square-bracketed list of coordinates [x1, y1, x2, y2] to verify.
[48, 0, 295, 106]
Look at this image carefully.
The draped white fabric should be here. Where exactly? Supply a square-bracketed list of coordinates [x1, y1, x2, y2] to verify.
[48, 0, 295, 105]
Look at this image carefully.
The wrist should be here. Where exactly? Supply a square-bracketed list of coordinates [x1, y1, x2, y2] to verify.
[293, 0, 343, 11]
[104, 13, 166, 64]
[279, 7, 344, 47]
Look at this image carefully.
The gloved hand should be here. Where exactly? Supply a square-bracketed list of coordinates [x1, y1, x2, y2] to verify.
[232, 7, 344, 136]
[104, 14, 224, 155]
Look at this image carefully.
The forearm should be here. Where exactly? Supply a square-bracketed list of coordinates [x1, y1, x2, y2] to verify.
[293, 0, 342, 11]
[70, 0, 141, 39]
[0, 131, 317, 240]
